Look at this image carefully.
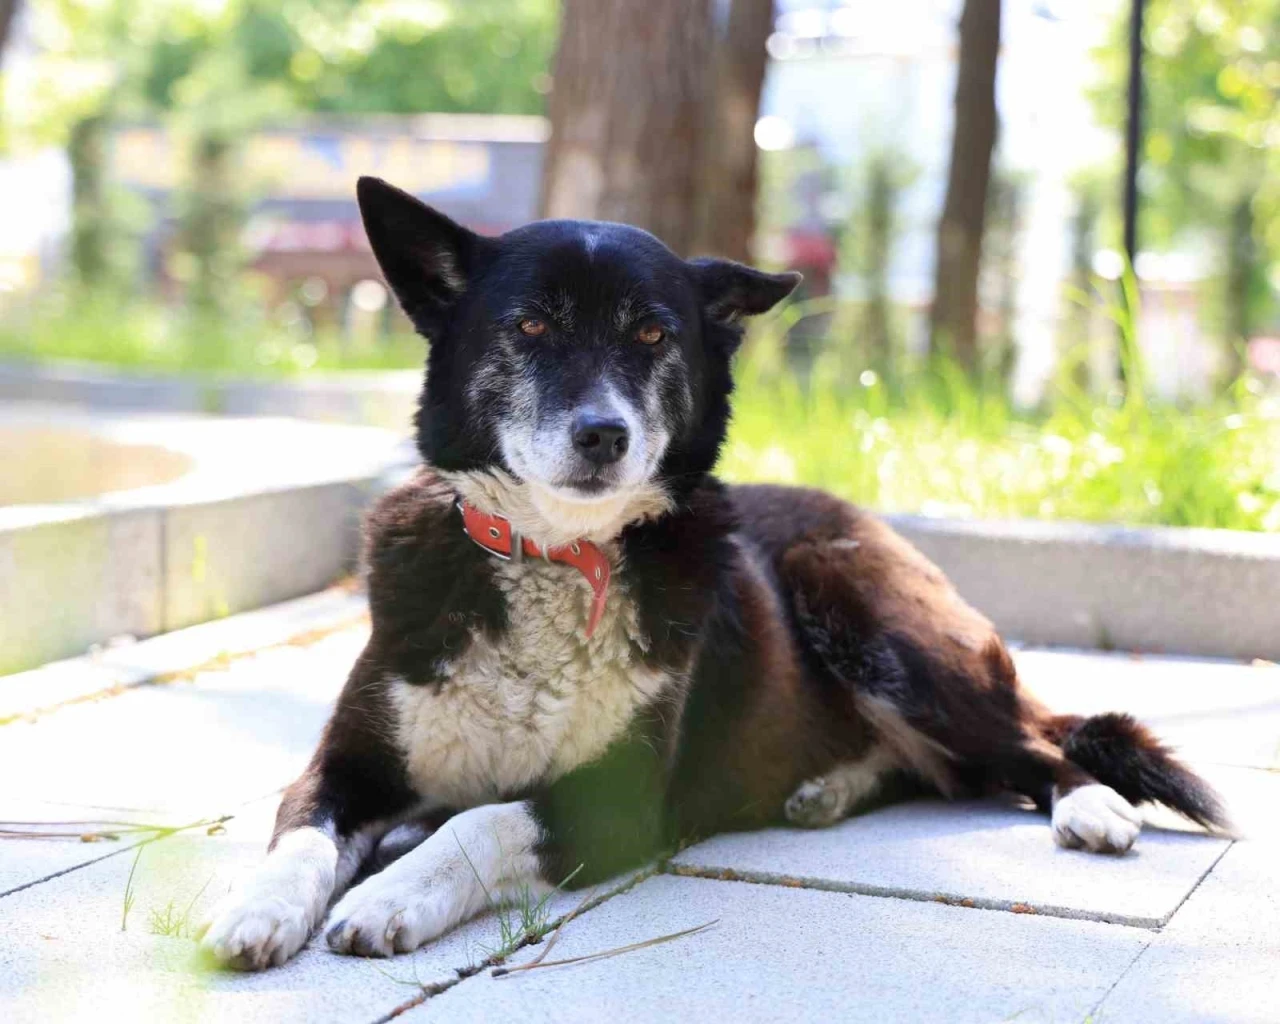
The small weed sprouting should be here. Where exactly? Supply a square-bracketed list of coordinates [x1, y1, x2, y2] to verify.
[146, 875, 214, 940]
[147, 900, 190, 939]
[451, 830, 584, 962]
[120, 845, 144, 932]
[112, 815, 230, 936]
[485, 869, 583, 961]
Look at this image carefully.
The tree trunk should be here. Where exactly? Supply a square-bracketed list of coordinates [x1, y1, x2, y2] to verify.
[691, 0, 774, 262]
[0, 0, 19, 59]
[68, 113, 111, 290]
[541, 0, 716, 256]
[183, 129, 242, 320]
[930, 0, 1001, 370]
[1223, 191, 1255, 382]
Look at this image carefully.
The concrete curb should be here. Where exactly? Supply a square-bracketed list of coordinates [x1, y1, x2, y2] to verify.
[0, 403, 415, 674]
[3, 361, 1276, 662]
[888, 514, 1280, 662]
[0, 477, 382, 675]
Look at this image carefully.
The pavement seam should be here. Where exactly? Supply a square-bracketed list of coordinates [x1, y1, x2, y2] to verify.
[0, 842, 138, 900]
[364, 865, 661, 1023]
[0, 605, 369, 728]
[662, 862, 1165, 929]
[1150, 837, 1235, 928]
[0, 794, 276, 899]
[1082, 934, 1158, 1023]
[1088, 837, 1261, 1022]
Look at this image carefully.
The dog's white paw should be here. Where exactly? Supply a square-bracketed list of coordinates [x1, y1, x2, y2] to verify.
[1052, 783, 1143, 854]
[324, 872, 459, 958]
[197, 893, 315, 970]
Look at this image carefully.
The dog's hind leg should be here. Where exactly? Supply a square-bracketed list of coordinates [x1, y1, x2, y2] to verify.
[774, 522, 1210, 854]
[784, 745, 919, 828]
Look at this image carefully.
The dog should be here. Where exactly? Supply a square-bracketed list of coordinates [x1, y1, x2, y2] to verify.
[198, 176, 1229, 970]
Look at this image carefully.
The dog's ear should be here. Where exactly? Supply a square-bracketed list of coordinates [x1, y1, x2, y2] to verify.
[357, 176, 485, 335]
[690, 258, 801, 326]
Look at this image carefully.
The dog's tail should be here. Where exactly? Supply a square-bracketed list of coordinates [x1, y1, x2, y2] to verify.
[1048, 712, 1232, 833]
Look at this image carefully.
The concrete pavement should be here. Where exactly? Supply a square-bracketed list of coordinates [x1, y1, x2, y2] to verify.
[2, 594, 1277, 1023]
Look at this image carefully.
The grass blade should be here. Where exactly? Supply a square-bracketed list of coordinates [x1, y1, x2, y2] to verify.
[493, 919, 718, 978]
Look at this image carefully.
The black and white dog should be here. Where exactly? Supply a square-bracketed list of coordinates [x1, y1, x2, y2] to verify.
[199, 176, 1228, 970]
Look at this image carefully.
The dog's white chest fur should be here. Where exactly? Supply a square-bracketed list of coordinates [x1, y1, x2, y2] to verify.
[390, 558, 668, 808]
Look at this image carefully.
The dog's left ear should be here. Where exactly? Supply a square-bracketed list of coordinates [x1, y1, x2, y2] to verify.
[690, 258, 802, 326]
[357, 176, 487, 336]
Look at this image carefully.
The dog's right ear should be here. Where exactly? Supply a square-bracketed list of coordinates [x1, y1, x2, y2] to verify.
[357, 176, 485, 335]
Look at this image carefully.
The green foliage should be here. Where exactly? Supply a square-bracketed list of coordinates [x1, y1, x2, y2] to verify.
[9, 0, 558, 144]
[120, 843, 144, 932]
[1090, 0, 1280, 341]
[4, 296, 1279, 535]
[146, 874, 213, 940]
[723, 334, 1280, 533]
[3, 1, 558, 296]
[837, 147, 918, 372]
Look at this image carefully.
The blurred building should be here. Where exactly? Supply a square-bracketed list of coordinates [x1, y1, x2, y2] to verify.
[110, 115, 546, 319]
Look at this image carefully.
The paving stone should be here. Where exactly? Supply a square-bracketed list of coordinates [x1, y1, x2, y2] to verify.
[0, 628, 365, 895]
[1191, 763, 1280, 842]
[671, 799, 1229, 928]
[0, 587, 368, 723]
[1095, 839, 1280, 1024]
[0, 798, 581, 1024]
[2, 618, 1269, 1021]
[414, 873, 1150, 1024]
[1016, 648, 1280, 771]
[0, 825, 141, 898]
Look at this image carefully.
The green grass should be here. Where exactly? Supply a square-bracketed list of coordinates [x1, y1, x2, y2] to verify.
[0, 293, 423, 377]
[452, 828, 585, 961]
[723, 346, 1280, 532]
[147, 875, 214, 939]
[4, 293, 1278, 533]
[120, 844, 144, 932]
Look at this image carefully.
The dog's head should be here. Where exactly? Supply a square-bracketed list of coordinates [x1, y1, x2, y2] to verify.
[358, 176, 798, 544]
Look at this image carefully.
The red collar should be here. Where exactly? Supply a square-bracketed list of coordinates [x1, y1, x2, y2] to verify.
[458, 500, 611, 638]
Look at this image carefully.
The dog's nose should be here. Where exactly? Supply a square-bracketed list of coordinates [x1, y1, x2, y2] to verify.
[572, 413, 630, 466]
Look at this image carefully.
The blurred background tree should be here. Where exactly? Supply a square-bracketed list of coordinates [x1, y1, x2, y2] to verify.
[0, 1, 18, 58]
[691, 0, 775, 262]
[930, 0, 1001, 372]
[542, 0, 772, 260]
[2, 0, 1279, 533]
[6, 0, 557, 299]
[540, 0, 715, 256]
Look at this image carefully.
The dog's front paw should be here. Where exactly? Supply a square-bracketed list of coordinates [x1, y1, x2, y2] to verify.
[1052, 783, 1142, 854]
[197, 893, 314, 970]
[325, 874, 457, 958]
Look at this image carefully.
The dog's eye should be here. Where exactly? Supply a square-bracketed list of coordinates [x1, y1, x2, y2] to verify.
[518, 318, 547, 337]
[635, 325, 665, 346]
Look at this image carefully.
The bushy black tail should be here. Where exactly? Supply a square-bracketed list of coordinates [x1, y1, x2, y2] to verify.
[1054, 712, 1231, 832]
